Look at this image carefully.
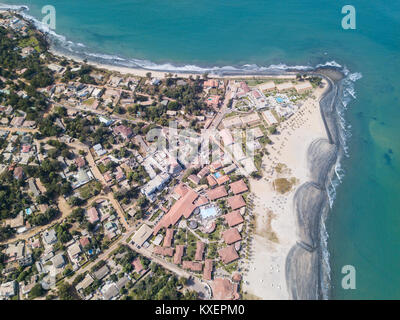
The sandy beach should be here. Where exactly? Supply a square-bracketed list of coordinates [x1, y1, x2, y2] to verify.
[50, 48, 299, 81]
[242, 81, 329, 299]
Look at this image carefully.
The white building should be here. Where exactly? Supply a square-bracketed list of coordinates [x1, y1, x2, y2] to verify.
[141, 172, 170, 197]
[0, 281, 16, 298]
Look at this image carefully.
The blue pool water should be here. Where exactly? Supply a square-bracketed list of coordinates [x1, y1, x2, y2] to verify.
[276, 97, 284, 103]
[214, 172, 222, 179]
[200, 206, 218, 219]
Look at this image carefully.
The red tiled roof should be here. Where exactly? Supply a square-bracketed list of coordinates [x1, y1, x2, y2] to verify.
[204, 79, 218, 88]
[211, 278, 240, 300]
[113, 125, 133, 139]
[87, 207, 99, 224]
[207, 175, 217, 187]
[174, 245, 185, 265]
[206, 95, 220, 108]
[21, 145, 31, 153]
[153, 246, 174, 257]
[195, 241, 205, 261]
[104, 173, 112, 183]
[131, 258, 144, 273]
[174, 183, 189, 198]
[227, 195, 246, 210]
[252, 90, 261, 99]
[224, 210, 244, 227]
[210, 161, 223, 171]
[197, 166, 209, 179]
[232, 273, 242, 283]
[75, 156, 86, 168]
[163, 228, 174, 247]
[13, 167, 23, 180]
[182, 261, 203, 272]
[223, 228, 242, 245]
[206, 185, 228, 201]
[195, 196, 209, 207]
[188, 174, 200, 185]
[216, 175, 230, 185]
[229, 179, 248, 195]
[79, 237, 90, 248]
[218, 245, 239, 264]
[153, 186, 199, 235]
[203, 259, 213, 281]
[240, 82, 250, 93]
[203, 221, 216, 234]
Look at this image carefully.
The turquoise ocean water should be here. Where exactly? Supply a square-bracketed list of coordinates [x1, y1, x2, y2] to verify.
[1, 0, 400, 299]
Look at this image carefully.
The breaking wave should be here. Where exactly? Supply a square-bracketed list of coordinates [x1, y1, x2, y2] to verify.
[2, 4, 344, 75]
[321, 68, 361, 300]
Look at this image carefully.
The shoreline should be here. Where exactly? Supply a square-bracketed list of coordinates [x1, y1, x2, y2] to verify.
[44, 21, 346, 302]
[2, 5, 348, 300]
[1, 4, 340, 79]
[50, 48, 301, 80]
[241, 70, 344, 300]
[285, 70, 344, 300]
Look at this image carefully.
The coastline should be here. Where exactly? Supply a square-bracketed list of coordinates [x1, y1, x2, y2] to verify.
[49, 32, 346, 300]
[242, 74, 341, 300]
[50, 48, 300, 80]
[46, 48, 347, 300]
[1, 5, 350, 300]
[285, 70, 344, 300]
[1, 4, 340, 79]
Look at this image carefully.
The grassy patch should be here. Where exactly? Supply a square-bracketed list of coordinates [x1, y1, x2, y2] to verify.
[82, 97, 95, 106]
[273, 177, 297, 194]
[18, 36, 41, 52]
[149, 210, 161, 222]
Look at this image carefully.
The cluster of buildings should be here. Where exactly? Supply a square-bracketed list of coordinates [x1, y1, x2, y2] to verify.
[0, 131, 38, 171]
[0, 13, 29, 36]
[45, 74, 140, 112]
[0, 12, 281, 299]
[140, 149, 182, 200]
[0, 106, 36, 129]
[0, 194, 127, 300]
[228, 79, 313, 121]
[129, 154, 251, 299]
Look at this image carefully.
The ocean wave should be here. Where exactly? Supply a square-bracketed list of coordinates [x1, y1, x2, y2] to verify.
[0, 3, 27, 10]
[320, 68, 361, 300]
[320, 209, 331, 300]
[1, 4, 345, 75]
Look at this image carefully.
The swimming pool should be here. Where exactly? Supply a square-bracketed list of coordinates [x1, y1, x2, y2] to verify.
[214, 172, 222, 179]
[200, 206, 218, 219]
[276, 97, 284, 103]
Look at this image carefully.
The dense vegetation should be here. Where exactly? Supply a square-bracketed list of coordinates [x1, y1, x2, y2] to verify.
[0, 25, 53, 120]
[128, 263, 198, 300]
[0, 172, 27, 220]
